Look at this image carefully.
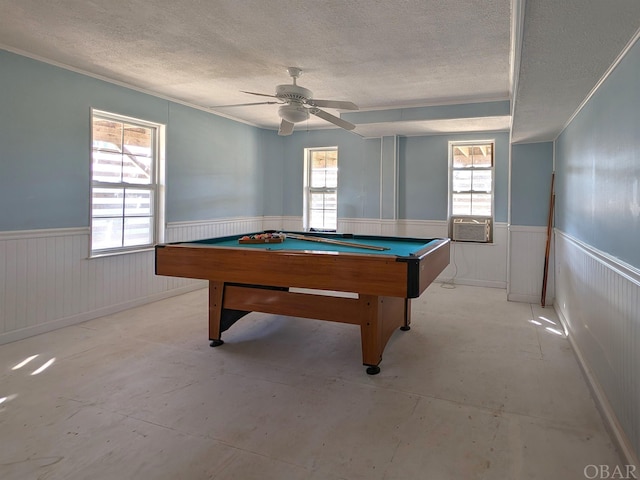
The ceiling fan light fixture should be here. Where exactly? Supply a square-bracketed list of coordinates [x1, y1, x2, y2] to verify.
[278, 104, 309, 123]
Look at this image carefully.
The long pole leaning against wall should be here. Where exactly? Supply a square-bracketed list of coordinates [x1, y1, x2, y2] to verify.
[541, 171, 555, 307]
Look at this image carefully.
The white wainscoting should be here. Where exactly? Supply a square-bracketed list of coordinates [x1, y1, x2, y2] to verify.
[0, 228, 194, 345]
[554, 230, 640, 466]
[262, 216, 303, 233]
[1, 217, 543, 345]
[508, 225, 554, 304]
[0, 217, 264, 345]
[165, 217, 264, 243]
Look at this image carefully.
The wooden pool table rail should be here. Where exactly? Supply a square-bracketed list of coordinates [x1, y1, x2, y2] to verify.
[155, 237, 449, 298]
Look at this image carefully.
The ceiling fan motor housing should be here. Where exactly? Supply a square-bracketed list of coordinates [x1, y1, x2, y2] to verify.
[276, 84, 312, 103]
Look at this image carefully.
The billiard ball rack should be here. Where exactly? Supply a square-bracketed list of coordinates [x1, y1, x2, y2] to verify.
[238, 233, 285, 244]
[238, 237, 285, 244]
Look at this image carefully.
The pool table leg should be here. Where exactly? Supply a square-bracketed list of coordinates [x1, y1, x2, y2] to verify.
[400, 298, 412, 331]
[360, 295, 409, 375]
[209, 281, 224, 347]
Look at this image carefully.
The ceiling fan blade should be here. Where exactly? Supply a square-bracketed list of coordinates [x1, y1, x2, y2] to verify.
[210, 101, 281, 108]
[307, 99, 358, 110]
[241, 90, 278, 98]
[278, 119, 295, 136]
[310, 108, 356, 131]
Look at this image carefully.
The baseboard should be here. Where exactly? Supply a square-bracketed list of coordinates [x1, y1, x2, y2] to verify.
[0, 282, 206, 346]
[507, 293, 540, 303]
[506, 292, 554, 304]
[440, 277, 507, 289]
[554, 306, 640, 469]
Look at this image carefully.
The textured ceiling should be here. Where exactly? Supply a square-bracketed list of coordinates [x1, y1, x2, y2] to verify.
[0, 0, 639, 141]
[511, 0, 640, 143]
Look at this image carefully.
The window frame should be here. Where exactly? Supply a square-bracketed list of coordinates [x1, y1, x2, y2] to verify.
[89, 109, 165, 257]
[447, 140, 495, 242]
[303, 146, 338, 232]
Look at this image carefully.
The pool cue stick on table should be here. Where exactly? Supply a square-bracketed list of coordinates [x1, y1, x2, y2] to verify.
[285, 233, 390, 251]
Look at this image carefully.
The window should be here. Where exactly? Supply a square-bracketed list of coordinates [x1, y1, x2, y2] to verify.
[304, 147, 338, 231]
[449, 141, 494, 242]
[90, 110, 164, 255]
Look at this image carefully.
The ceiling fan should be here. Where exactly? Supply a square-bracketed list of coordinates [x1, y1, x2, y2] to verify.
[212, 67, 359, 136]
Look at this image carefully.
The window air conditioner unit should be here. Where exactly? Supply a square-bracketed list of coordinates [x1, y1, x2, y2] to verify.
[451, 217, 491, 243]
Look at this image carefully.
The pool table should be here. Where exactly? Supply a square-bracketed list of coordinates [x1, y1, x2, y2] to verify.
[155, 231, 450, 374]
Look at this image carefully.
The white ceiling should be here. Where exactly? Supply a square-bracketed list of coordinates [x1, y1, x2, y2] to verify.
[1, 0, 639, 141]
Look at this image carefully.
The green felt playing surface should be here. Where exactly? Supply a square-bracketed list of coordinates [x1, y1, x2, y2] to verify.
[191, 233, 437, 257]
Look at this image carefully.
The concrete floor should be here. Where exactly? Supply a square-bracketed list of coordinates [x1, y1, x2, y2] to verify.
[0, 284, 623, 479]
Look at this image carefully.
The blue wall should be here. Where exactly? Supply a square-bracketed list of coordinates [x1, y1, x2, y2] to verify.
[555, 38, 640, 268]
[511, 142, 554, 226]
[258, 131, 286, 217]
[0, 51, 167, 230]
[0, 50, 266, 230]
[1, 49, 514, 233]
[165, 103, 264, 222]
[277, 129, 382, 219]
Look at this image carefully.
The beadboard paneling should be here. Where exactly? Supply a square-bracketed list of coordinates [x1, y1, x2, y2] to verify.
[0, 229, 197, 344]
[262, 216, 303, 232]
[166, 216, 264, 242]
[508, 225, 555, 304]
[555, 230, 640, 466]
[1, 217, 538, 345]
[0, 217, 264, 344]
